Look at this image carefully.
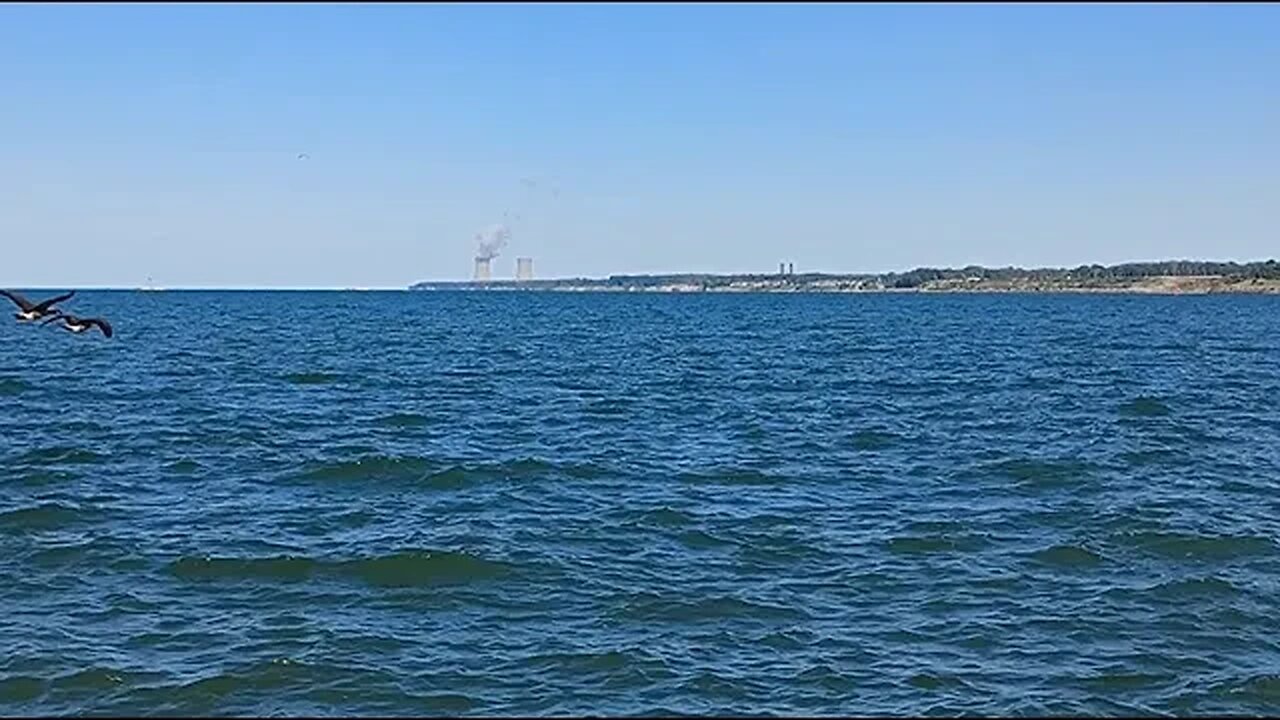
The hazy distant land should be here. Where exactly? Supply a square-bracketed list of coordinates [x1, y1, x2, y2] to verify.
[411, 260, 1280, 294]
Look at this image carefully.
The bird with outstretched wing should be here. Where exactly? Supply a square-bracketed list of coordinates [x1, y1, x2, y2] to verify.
[41, 311, 113, 338]
[1, 290, 76, 322]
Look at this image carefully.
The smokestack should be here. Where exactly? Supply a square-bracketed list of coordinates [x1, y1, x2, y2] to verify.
[516, 257, 533, 281]
[471, 222, 509, 281]
[473, 222, 506, 281]
[788, 262, 794, 275]
[779, 262, 786, 275]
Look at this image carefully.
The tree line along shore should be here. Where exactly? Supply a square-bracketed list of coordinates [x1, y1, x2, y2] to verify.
[410, 260, 1280, 294]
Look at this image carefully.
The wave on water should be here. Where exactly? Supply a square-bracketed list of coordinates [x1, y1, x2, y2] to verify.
[417, 467, 475, 491]
[982, 458, 1093, 492]
[282, 372, 344, 386]
[886, 534, 986, 555]
[582, 398, 634, 417]
[789, 664, 861, 695]
[10, 446, 107, 466]
[30, 537, 130, 569]
[1237, 674, 1280, 701]
[677, 529, 735, 551]
[374, 413, 431, 428]
[1031, 543, 1105, 568]
[0, 377, 31, 396]
[170, 556, 320, 582]
[92, 658, 486, 715]
[168, 549, 511, 587]
[678, 468, 786, 487]
[758, 629, 813, 651]
[1111, 531, 1276, 561]
[50, 666, 143, 693]
[1076, 669, 1175, 692]
[1119, 396, 1173, 417]
[616, 592, 803, 623]
[163, 459, 203, 474]
[906, 672, 972, 691]
[148, 659, 389, 709]
[517, 648, 666, 677]
[17, 469, 77, 487]
[849, 429, 901, 451]
[346, 550, 510, 587]
[0, 676, 45, 703]
[612, 506, 697, 529]
[0, 502, 93, 532]
[1121, 448, 1180, 467]
[1144, 576, 1241, 599]
[296, 454, 605, 487]
[298, 455, 440, 483]
[645, 506, 696, 527]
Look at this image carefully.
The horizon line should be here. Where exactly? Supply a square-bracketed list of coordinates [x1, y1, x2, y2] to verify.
[8, 256, 1278, 292]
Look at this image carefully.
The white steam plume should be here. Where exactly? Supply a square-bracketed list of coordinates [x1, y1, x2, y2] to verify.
[474, 222, 511, 261]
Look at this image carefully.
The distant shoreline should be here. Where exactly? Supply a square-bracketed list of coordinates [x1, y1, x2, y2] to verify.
[11, 261, 1279, 294]
[410, 260, 1280, 295]
[406, 281, 1280, 295]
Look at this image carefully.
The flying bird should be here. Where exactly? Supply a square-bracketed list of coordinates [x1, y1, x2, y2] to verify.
[42, 312, 113, 338]
[1, 290, 76, 322]
[297, 153, 310, 160]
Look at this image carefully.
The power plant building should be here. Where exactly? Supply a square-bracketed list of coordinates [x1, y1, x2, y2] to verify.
[516, 257, 534, 281]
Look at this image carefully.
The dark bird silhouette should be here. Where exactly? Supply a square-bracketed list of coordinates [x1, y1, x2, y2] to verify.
[1, 289, 76, 322]
[42, 311, 113, 338]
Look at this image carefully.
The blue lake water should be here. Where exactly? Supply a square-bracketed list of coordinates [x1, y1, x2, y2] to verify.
[2, 290, 1279, 715]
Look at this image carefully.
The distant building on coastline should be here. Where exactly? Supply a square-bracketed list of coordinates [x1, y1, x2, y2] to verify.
[516, 257, 534, 281]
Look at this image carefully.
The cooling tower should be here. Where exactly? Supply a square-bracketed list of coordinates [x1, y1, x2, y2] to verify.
[788, 262, 794, 275]
[516, 257, 534, 281]
[473, 257, 492, 281]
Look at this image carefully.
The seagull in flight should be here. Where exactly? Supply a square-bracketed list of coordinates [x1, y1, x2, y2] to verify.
[1, 290, 76, 323]
[41, 311, 113, 338]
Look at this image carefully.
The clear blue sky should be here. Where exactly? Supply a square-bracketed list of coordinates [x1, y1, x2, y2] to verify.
[2, 3, 1276, 288]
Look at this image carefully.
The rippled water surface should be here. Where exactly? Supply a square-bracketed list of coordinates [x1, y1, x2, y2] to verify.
[3, 291, 1280, 715]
